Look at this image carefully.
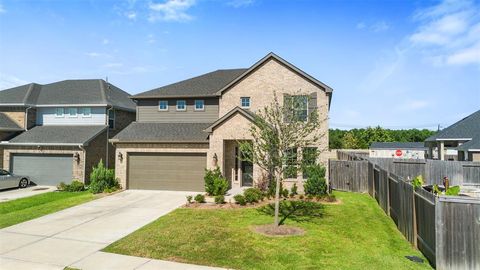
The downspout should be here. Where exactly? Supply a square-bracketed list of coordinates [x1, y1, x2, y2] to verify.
[106, 105, 113, 168]
[24, 107, 32, 130]
[79, 145, 86, 183]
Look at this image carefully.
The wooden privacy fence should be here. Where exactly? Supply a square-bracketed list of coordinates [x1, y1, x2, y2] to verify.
[331, 152, 480, 270]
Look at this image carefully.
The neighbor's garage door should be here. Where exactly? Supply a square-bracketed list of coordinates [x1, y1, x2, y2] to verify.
[128, 153, 206, 191]
[11, 154, 73, 186]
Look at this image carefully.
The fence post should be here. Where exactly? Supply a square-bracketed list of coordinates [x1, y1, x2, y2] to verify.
[412, 187, 418, 248]
[386, 172, 391, 216]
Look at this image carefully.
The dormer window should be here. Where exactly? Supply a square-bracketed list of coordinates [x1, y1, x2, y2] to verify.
[158, 100, 168, 111]
[55, 108, 64, 117]
[82, 107, 91, 117]
[241, 97, 250, 108]
[176, 100, 186, 111]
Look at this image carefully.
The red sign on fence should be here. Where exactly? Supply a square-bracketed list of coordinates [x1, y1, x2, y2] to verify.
[395, 149, 403, 156]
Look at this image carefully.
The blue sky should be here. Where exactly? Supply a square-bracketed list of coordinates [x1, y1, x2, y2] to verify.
[0, 0, 479, 129]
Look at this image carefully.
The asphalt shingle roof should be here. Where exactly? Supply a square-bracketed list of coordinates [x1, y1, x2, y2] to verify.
[370, 142, 427, 149]
[7, 125, 107, 145]
[457, 136, 480, 151]
[0, 113, 23, 131]
[132, 69, 248, 98]
[112, 122, 211, 142]
[0, 79, 136, 111]
[425, 110, 480, 142]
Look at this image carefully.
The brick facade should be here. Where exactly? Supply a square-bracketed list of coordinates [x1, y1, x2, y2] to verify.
[0, 107, 36, 130]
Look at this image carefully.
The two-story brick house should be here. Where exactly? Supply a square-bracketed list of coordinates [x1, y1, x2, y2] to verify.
[111, 53, 333, 192]
[0, 79, 136, 186]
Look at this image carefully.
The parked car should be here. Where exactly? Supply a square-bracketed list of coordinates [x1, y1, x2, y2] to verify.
[0, 169, 30, 190]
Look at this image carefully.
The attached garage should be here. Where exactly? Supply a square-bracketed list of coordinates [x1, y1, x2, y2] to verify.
[11, 154, 73, 186]
[127, 152, 206, 191]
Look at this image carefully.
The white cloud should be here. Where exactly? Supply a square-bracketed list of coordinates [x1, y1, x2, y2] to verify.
[102, 38, 110, 45]
[0, 73, 28, 90]
[148, 0, 196, 22]
[147, 34, 156, 44]
[84, 52, 112, 58]
[409, 0, 480, 66]
[228, 0, 254, 8]
[0, 4, 5, 14]
[125, 11, 137, 20]
[356, 22, 366, 29]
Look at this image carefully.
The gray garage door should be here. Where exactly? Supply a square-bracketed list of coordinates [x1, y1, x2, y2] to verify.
[11, 154, 73, 186]
[128, 153, 206, 191]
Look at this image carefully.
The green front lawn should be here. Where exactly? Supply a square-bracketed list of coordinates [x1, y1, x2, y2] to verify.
[104, 192, 432, 270]
[0, 191, 96, 228]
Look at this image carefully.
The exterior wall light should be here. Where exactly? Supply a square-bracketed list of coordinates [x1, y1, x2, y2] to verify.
[213, 153, 218, 167]
[118, 152, 123, 162]
[74, 152, 80, 163]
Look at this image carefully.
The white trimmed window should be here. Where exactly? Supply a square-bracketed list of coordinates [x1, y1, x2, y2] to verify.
[176, 100, 186, 111]
[158, 100, 168, 111]
[82, 107, 91, 117]
[55, 108, 64, 117]
[108, 109, 115, 129]
[241, 97, 250, 108]
[194, 100, 205, 111]
[68, 108, 77, 117]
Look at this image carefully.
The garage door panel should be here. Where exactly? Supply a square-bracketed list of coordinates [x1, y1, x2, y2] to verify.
[128, 153, 206, 191]
[11, 154, 73, 186]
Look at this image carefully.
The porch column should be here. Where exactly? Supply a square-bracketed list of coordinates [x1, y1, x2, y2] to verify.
[428, 146, 433, 159]
[438, 141, 445, 160]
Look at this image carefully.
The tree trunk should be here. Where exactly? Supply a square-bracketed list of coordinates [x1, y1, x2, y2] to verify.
[274, 175, 281, 227]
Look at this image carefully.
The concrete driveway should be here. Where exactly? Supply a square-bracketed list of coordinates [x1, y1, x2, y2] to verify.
[0, 186, 57, 202]
[0, 190, 193, 269]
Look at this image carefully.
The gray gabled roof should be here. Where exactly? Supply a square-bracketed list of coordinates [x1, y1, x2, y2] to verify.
[370, 142, 426, 150]
[457, 136, 480, 151]
[132, 69, 248, 99]
[217, 52, 333, 95]
[425, 110, 480, 142]
[0, 79, 136, 111]
[3, 125, 107, 145]
[204, 107, 256, 133]
[111, 122, 210, 143]
[0, 113, 23, 131]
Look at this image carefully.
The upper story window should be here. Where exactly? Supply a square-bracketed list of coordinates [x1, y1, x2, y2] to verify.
[194, 100, 205, 111]
[176, 100, 186, 111]
[286, 95, 308, 122]
[68, 108, 77, 117]
[82, 107, 91, 117]
[241, 97, 250, 108]
[108, 109, 115, 129]
[158, 100, 168, 111]
[55, 108, 64, 117]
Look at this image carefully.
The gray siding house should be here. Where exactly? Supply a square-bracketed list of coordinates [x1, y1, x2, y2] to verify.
[0, 79, 136, 186]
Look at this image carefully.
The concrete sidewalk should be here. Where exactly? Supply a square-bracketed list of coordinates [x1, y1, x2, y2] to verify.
[0, 186, 56, 202]
[0, 190, 216, 270]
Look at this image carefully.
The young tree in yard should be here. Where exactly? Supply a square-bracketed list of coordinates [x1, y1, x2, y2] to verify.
[238, 92, 327, 227]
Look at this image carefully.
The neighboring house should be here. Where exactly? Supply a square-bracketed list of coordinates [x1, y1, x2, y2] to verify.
[425, 110, 480, 161]
[111, 52, 333, 192]
[0, 80, 136, 186]
[369, 142, 426, 159]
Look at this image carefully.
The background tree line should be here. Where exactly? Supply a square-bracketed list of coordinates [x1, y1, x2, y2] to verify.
[329, 127, 436, 149]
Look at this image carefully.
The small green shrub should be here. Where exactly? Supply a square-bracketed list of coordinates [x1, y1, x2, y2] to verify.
[282, 188, 289, 198]
[244, 188, 263, 204]
[214, 195, 225, 204]
[89, 160, 119, 194]
[304, 165, 327, 196]
[234, 194, 246, 206]
[57, 180, 85, 192]
[412, 175, 424, 190]
[186, 195, 193, 204]
[194, 194, 205, 203]
[290, 183, 298, 196]
[445, 186, 460, 196]
[204, 168, 229, 196]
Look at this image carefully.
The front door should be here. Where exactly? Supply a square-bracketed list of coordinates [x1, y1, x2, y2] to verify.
[241, 160, 253, 187]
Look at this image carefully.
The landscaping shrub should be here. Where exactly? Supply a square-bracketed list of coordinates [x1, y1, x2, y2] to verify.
[214, 195, 225, 204]
[194, 194, 206, 203]
[57, 180, 85, 192]
[304, 165, 327, 196]
[290, 183, 298, 196]
[89, 160, 119, 194]
[258, 200, 324, 225]
[186, 195, 193, 204]
[282, 188, 289, 198]
[204, 168, 229, 196]
[233, 194, 246, 206]
[244, 188, 263, 204]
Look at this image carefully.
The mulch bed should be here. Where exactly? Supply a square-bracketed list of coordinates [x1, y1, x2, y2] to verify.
[252, 224, 305, 236]
[183, 196, 341, 209]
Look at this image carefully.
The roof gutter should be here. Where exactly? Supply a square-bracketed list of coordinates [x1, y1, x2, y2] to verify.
[0, 142, 83, 146]
[109, 139, 208, 144]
